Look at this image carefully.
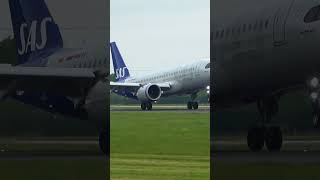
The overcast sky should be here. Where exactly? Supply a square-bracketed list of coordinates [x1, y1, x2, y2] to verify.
[111, 0, 210, 76]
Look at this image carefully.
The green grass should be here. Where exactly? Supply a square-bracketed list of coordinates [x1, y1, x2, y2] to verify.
[111, 111, 210, 180]
[213, 163, 320, 180]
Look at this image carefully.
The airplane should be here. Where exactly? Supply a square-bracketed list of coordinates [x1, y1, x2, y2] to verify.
[213, 0, 320, 152]
[2, 0, 108, 154]
[110, 42, 210, 110]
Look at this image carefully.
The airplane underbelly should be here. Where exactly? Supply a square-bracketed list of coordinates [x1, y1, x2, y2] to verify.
[213, 43, 318, 107]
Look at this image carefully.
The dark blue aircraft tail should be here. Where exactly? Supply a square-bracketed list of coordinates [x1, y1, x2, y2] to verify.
[9, 0, 63, 64]
[110, 42, 130, 82]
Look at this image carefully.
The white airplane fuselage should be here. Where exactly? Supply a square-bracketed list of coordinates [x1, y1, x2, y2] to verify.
[124, 60, 210, 97]
[213, 0, 320, 108]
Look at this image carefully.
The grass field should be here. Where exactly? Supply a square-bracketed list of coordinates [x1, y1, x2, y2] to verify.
[110, 111, 210, 180]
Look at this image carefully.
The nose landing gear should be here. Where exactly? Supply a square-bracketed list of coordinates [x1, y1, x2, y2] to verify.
[187, 92, 199, 110]
[187, 101, 199, 110]
[247, 96, 282, 152]
[311, 93, 320, 128]
[309, 77, 320, 128]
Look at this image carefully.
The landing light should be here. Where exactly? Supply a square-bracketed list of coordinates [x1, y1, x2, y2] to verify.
[311, 92, 318, 100]
[310, 77, 319, 89]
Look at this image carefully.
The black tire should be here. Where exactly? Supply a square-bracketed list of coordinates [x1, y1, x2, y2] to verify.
[193, 102, 199, 110]
[147, 102, 153, 111]
[141, 103, 147, 110]
[187, 102, 193, 110]
[99, 131, 108, 155]
[265, 126, 282, 152]
[247, 127, 265, 152]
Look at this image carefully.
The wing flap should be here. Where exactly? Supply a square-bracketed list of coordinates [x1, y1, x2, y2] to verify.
[0, 66, 95, 78]
[0, 66, 97, 97]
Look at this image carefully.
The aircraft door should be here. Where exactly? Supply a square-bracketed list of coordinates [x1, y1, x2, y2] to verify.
[273, 0, 295, 46]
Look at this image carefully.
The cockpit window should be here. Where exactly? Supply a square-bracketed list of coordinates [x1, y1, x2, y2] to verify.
[205, 63, 210, 69]
[304, 5, 320, 23]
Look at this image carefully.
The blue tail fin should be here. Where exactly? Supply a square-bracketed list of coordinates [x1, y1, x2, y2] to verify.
[110, 42, 130, 82]
[9, 0, 63, 64]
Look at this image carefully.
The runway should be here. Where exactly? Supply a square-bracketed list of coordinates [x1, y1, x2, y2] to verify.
[110, 105, 210, 113]
[0, 138, 106, 160]
[0, 153, 106, 160]
[212, 138, 320, 163]
[212, 152, 320, 163]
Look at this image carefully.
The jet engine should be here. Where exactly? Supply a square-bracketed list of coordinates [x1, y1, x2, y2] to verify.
[136, 84, 162, 101]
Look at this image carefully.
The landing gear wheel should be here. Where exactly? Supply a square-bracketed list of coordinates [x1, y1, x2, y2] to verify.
[146, 102, 153, 111]
[265, 126, 282, 152]
[187, 102, 193, 110]
[141, 103, 147, 110]
[247, 127, 265, 152]
[99, 131, 108, 155]
[193, 102, 199, 110]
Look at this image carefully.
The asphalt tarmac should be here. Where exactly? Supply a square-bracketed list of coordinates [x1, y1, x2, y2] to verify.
[110, 105, 210, 113]
[0, 139, 106, 160]
[212, 139, 320, 163]
[212, 151, 320, 163]
[0, 153, 106, 160]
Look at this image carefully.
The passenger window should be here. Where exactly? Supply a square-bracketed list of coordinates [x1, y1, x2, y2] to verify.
[220, 30, 224, 38]
[304, 5, 320, 23]
[215, 31, 219, 39]
[243, 24, 246, 32]
[265, 20, 269, 28]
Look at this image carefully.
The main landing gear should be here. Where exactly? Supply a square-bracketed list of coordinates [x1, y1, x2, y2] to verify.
[141, 102, 152, 111]
[247, 96, 283, 152]
[187, 101, 199, 110]
[187, 93, 199, 110]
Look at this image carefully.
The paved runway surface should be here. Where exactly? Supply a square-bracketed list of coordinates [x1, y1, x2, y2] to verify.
[0, 139, 106, 160]
[0, 153, 106, 160]
[212, 139, 320, 163]
[212, 151, 320, 163]
[111, 105, 210, 113]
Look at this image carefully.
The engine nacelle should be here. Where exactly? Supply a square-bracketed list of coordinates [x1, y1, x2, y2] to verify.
[136, 84, 162, 102]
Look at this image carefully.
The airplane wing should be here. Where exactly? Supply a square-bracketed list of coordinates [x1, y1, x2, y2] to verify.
[0, 66, 98, 98]
[110, 81, 171, 91]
